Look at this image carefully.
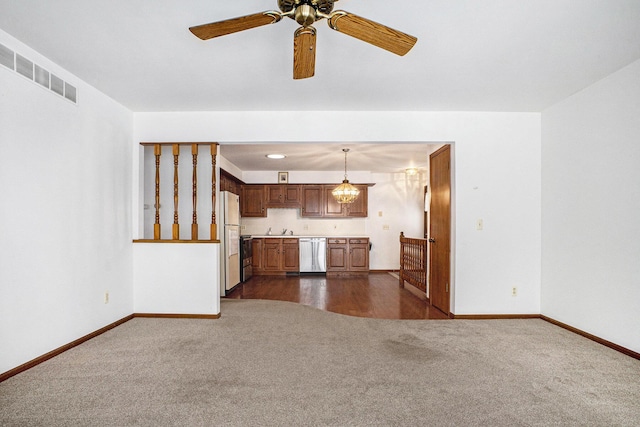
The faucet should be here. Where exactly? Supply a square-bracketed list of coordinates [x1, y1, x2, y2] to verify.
[281, 228, 287, 235]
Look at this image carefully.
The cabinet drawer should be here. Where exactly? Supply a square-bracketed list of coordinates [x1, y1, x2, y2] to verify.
[349, 238, 368, 244]
[328, 238, 347, 244]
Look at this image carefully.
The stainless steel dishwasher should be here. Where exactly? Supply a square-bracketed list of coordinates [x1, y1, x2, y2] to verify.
[298, 238, 327, 273]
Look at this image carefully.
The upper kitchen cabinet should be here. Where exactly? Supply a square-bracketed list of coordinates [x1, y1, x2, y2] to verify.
[323, 184, 368, 218]
[265, 185, 301, 208]
[301, 185, 324, 217]
[240, 185, 266, 217]
[220, 169, 243, 195]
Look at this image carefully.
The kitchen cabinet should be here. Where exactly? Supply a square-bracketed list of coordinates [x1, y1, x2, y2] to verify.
[327, 237, 369, 276]
[241, 185, 266, 217]
[326, 238, 348, 272]
[282, 239, 300, 271]
[251, 238, 264, 274]
[254, 238, 299, 275]
[301, 185, 324, 217]
[347, 238, 369, 271]
[322, 185, 368, 217]
[220, 169, 243, 195]
[266, 185, 301, 208]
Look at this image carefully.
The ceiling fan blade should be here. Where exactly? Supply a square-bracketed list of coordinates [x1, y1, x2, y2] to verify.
[189, 11, 282, 40]
[328, 11, 417, 56]
[293, 26, 317, 79]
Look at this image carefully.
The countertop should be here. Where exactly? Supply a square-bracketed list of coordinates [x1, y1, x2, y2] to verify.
[249, 235, 369, 239]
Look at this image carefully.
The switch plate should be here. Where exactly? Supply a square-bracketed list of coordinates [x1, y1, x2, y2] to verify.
[383, 224, 390, 230]
[476, 219, 483, 231]
[378, 211, 383, 217]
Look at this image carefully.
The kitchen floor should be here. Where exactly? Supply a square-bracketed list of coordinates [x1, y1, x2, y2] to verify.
[226, 272, 450, 320]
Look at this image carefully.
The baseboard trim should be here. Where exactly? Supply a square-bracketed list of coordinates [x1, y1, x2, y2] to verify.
[541, 315, 640, 360]
[0, 314, 134, 384]
[134, 313, 221, 319]
[452, 314, 541, 320]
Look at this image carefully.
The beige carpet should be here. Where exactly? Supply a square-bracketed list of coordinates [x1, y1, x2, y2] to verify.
[1, 299, 639, 426]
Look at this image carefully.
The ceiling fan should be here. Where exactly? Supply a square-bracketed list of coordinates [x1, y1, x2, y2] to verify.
[189, 0, 418, 80]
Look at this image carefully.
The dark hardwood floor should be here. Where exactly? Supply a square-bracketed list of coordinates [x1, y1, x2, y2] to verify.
[226, 272, 450, 320]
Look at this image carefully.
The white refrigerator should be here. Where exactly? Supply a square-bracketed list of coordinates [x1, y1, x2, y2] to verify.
[220, 191, 240, 296]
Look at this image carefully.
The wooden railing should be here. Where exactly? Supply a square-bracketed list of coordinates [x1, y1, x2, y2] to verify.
[399, 232, 428, 293]
[141, 142, 218, 242]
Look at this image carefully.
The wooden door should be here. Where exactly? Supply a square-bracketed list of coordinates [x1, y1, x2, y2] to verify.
[345, 185, 368, 217]
[241, 185, 266, 217]
[429, 145, 451, 315]
[282, 239, 300, 271]
[348, 238, 369, 271]
[301, 186, 324, 217]
[263, 239, 282, 271]
[323, 186, 345, 217]
[252, 239, 264, 273]
[326, 238, 348, 271]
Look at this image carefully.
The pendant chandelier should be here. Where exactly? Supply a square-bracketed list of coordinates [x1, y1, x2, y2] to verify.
[332, 148, 360, 204]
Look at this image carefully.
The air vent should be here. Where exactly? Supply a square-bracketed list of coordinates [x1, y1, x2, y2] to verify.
[0, 42, 78, 104]
[34, 64, 50, 88]
[51, 74, 64, 96]
[16, 54, 33, 80]
[0, 43, 14, 70]
[64, 82, 77, 103]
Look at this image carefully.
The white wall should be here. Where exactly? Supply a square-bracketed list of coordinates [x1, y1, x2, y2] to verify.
[541, 59, 640, 353]
[133, 111, 542, 315]
[0, 30, 133, 374]
[133, 243, 220, 315]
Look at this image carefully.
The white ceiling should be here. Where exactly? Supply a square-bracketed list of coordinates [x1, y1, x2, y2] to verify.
[219, 143, 440, 173]
[1, 0, 640, 113]
[2, 1, 640, 172]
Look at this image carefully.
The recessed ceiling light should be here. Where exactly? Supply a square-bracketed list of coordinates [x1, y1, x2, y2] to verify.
[266, 154, 286, 159]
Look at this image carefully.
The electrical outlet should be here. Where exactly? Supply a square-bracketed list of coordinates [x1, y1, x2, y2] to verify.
[104, 291, 109, 304]
[511, 287, 517, 297]
[303, 224, 309, 231]
[241, 225, 246, 230]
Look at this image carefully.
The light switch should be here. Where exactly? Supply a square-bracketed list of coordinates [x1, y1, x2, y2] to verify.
[476, 219, 483, 231]
[378, 211, 383, 217]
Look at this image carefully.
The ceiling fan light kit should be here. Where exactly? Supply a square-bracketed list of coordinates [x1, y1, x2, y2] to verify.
[189, 0, 417, 79]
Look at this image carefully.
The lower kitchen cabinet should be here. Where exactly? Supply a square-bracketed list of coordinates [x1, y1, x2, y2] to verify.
[327, 237, 369, 276]
[253, 238, 299, 275]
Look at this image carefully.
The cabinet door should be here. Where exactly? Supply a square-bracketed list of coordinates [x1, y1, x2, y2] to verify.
[265, 185, 283, 206]
[266, 185, 301, 208]
[323, 186, 345, 217]
[263, 239, 282, 271]
[301, 185, 324, 217]
[282, 239, 299, 271]
[241, 185, 266, 217]
[348, 239, 369, 271]
[252, 239, 264, 272]
[326, 239, 348, 271]
[283, 185, 301, 207]
[345, 185, 368, 217]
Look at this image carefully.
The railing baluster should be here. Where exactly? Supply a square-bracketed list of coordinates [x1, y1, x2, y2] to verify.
[191, 144, 198, 240]
[154, 144, 161, 240]
[172, 144, 180, 240]
[211, 144, 218, 240]
[399, 232, 428, 293]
